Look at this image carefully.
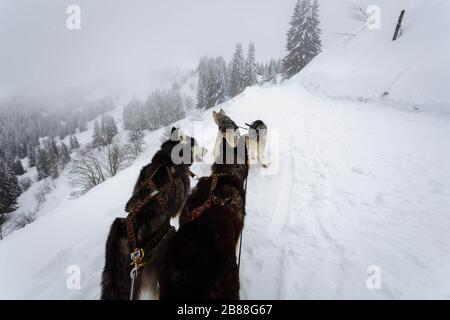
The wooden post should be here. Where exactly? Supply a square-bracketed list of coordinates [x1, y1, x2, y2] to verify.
[392, 10, 405, 41]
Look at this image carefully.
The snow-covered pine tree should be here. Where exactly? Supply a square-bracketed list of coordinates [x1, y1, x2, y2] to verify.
[166, 89, 186, 124]
[205, 63, 218, 109]
[123, 99, 146, 131]
[244, 43, 258, 87]
[79, 116, 88, 132]
[283, 0, 304, 79]
[205, 57, 227, 109]
[229, 43, 246, 97]
[196, 57, 209, 109]
[215, 57, 227, 105]
[69, 136, 80, 150]
[7, 168, 21, 200]
[146, 90, 162, 130]
[36, 147, 50, 180]
[128, 127, 145, 156]
[11, 159, 25, 176]
[305, 0, 322, 65]
[226, 61, 233, 97]
[92, 120, 102, 148]
[59, 142, 71, 168]
[0, 166, 21, 223]
[57, 123, 69, 140]
[27, 147, 36, 167]
[101, 115, 118, 146]
[0, 167, 9, 225]
[196, 78, 207, 109]
[283, 0, 322, 79]
[46, 138, 60, 179]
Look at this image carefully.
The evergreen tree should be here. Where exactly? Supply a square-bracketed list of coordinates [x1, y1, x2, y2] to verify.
[128, 127, 145, 156]
[244, 43, 258, 87]
[92, 120, 103, 148]
[283, 0, 322, 79]
[59, 142, 71, 167]
[196, 76, 207, 109]
[229, 43, 246, 97]
[307, 0, 322, 62]
[70, 136, 80, 150]
[165, 90, 185, 125]
[205, 57, 227, 109]
[205, 65, 217, 109]
[215, 57, 227, 105]
[196, 57, 210, 109]
[28, 147, 36, 168]
[0, 168, 9, 223]
[7, 168, 21, 199]
[0, 165, 22, 221]
[101, 115, 118, 146]
[225, 61, 233, 97]
[11, 159, 25, 176]
[46, 138, 60, 179]
[79, 116, 87, 132]
[36, 147, 50, 180]
[123, 99, 146, 130]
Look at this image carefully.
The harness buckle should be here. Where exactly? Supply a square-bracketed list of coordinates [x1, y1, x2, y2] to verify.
[130, 248, 146, 271]
[130, 248, 144, 260]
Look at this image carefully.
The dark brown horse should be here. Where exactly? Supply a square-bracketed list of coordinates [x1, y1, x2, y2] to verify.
[101, 128, 205, 300]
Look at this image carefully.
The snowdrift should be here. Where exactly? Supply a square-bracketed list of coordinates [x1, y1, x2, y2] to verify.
[295, 0, 450, 113]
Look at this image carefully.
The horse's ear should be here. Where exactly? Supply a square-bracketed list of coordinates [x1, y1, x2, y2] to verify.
[170, 127, 180, 141]
[213, 111, 219, 124]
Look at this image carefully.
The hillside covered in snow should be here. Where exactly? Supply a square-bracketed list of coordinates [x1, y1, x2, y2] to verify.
[298, 0, 450, 113]
[1, 0, 450, 299]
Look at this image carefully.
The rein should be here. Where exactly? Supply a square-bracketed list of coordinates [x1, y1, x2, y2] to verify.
[237, 176, 248, 273]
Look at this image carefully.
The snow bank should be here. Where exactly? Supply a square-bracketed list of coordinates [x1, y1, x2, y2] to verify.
[295, 0, 450, 113]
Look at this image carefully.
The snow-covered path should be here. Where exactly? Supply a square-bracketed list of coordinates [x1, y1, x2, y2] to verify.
[1, 84, 450, 299]
[234, 85, 450, 299]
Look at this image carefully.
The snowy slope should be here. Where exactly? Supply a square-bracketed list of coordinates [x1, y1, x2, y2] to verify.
[1, 83, 449, 299]
[297, 0, 450, 113]
[1, 0, 450, 300]
[0, 104, 126, 238]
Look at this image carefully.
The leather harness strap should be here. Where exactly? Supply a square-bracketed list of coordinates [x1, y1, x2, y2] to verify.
[124, 165, 175, 288]
[143, 221, 172, 255]
[189, 173, 235, 221]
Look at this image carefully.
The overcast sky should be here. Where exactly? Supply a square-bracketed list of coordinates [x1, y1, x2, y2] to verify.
[0, 0, 356, 98]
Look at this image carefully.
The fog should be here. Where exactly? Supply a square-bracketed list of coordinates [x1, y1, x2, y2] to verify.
[0, 0, 356, 99]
